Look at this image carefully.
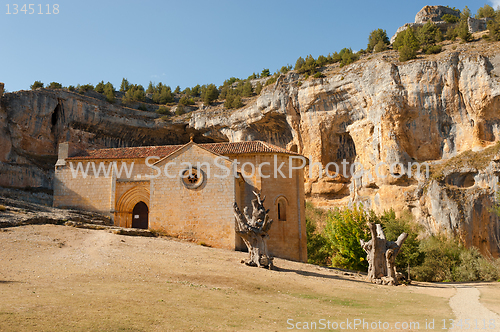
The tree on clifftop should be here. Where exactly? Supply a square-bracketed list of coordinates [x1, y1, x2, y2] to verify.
[202, 84, 219, 105]
[367, 28, 389, 53]
[119, 78, 130, 92]
[30, 81, 44, 90]
[476, 4, 495, 19]
[393, 28, 419, 62]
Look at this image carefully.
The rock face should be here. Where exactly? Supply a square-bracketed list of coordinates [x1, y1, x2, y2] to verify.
[1, 42, 500, 257]
[468, 17, 492, 33]
[190, 46, 500, 258]
[0, 89, 222, 190]
[414, 5, 460, 24]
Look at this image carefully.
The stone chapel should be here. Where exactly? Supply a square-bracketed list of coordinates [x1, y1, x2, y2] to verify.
[53, 140, 307, 262]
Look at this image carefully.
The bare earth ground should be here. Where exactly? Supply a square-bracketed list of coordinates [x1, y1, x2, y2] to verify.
[0, 225, 483, 332]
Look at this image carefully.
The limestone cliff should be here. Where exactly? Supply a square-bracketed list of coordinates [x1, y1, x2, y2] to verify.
[1, 39, 500, 256]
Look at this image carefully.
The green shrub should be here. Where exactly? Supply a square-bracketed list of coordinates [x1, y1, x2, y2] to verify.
[442, 14, 459, 23]
[67, 85, 75, 92]
[179, 95, 194, 106]
[445, 26, 458, 41]
[313, 72, 325, 79]
[487, 19, 500, 41]
[323, 205, 372, 271]
[373, 40, 387, 53]
[175, 105, 185, 115]
[265, 76, 278, 86]
[339, 48, 359, 67]
[30, 81, 44, 90]
[156, 106, 171, 115]
[412, 235, 461, 282]
[79, 84, 94, 93]
[425, 45, 442, 54]
[224, 93, 243, 109]
[279, 64, 292, 74]
[255, 82, 263, 95]
[47, 82, 62, 89]
[305, 202, 331, 266]
[399, 45, 417, 62]
[261, 68, 270, 78]
[137, 104, 148, 111]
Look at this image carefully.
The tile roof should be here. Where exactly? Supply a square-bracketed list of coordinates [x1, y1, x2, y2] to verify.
[67, 141, 300, 160]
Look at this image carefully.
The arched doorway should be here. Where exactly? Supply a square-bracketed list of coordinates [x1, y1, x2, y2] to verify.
[132, 201, 149, 229]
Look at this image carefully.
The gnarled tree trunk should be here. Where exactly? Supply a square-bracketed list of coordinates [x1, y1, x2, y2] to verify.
[233, 191, 274, 269]
[360, 223, 408, 285]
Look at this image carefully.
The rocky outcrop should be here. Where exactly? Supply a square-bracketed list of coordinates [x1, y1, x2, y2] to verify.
[414, 5, 460, 24]
[1, 41, 500, 257]
[468, 17, 492, 33]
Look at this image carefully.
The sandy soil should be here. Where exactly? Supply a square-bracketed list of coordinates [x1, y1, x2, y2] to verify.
[0, 224, 494, 331]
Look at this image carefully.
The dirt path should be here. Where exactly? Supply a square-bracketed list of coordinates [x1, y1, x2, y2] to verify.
[449, 286, 500, 331]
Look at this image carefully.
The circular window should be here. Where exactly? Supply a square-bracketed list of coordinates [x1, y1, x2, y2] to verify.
[181, 167, 205, 189]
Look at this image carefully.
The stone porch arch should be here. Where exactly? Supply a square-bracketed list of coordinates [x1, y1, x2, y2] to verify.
[115, 186, 150, 228]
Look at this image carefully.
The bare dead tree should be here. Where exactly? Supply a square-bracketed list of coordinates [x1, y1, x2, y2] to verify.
[233, 191, 274, 269]
[360, 223, 408, 285]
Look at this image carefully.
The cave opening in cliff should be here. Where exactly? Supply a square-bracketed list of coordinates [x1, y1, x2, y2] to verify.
[336, 132, 357, 176]
[51, 102, 62, 133]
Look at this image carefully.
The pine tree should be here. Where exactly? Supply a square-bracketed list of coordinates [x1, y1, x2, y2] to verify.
[146, 81, 154, 94]
[95, 80, 105, 93]
[255, 82, 263, 95]
[120, 78, 130, 92]
[367, 28, 389, 53]
[242, 81, 253, 97]
[30, 81, 44, 90]
[294, 57, 305, 71]
[201, 84, 219, 105]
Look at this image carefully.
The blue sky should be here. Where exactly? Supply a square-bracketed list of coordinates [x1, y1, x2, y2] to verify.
[0, 1, 489, 92]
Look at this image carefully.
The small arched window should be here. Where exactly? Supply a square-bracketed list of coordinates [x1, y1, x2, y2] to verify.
[277, 199, 287, 221]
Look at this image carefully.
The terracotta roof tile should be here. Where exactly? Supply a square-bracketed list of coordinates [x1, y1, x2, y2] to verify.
[67, 141, 300, 160]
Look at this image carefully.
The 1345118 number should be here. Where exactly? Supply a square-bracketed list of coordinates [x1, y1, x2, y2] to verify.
[6, 4, 59, 14]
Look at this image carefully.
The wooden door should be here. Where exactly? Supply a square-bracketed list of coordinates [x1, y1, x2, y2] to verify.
[132, 201, 148, 229]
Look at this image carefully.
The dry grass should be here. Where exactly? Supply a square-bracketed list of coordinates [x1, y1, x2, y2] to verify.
[428, 142, 500, 181]
[0, 224, 459, 331]
[0, 205, 6, 212]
